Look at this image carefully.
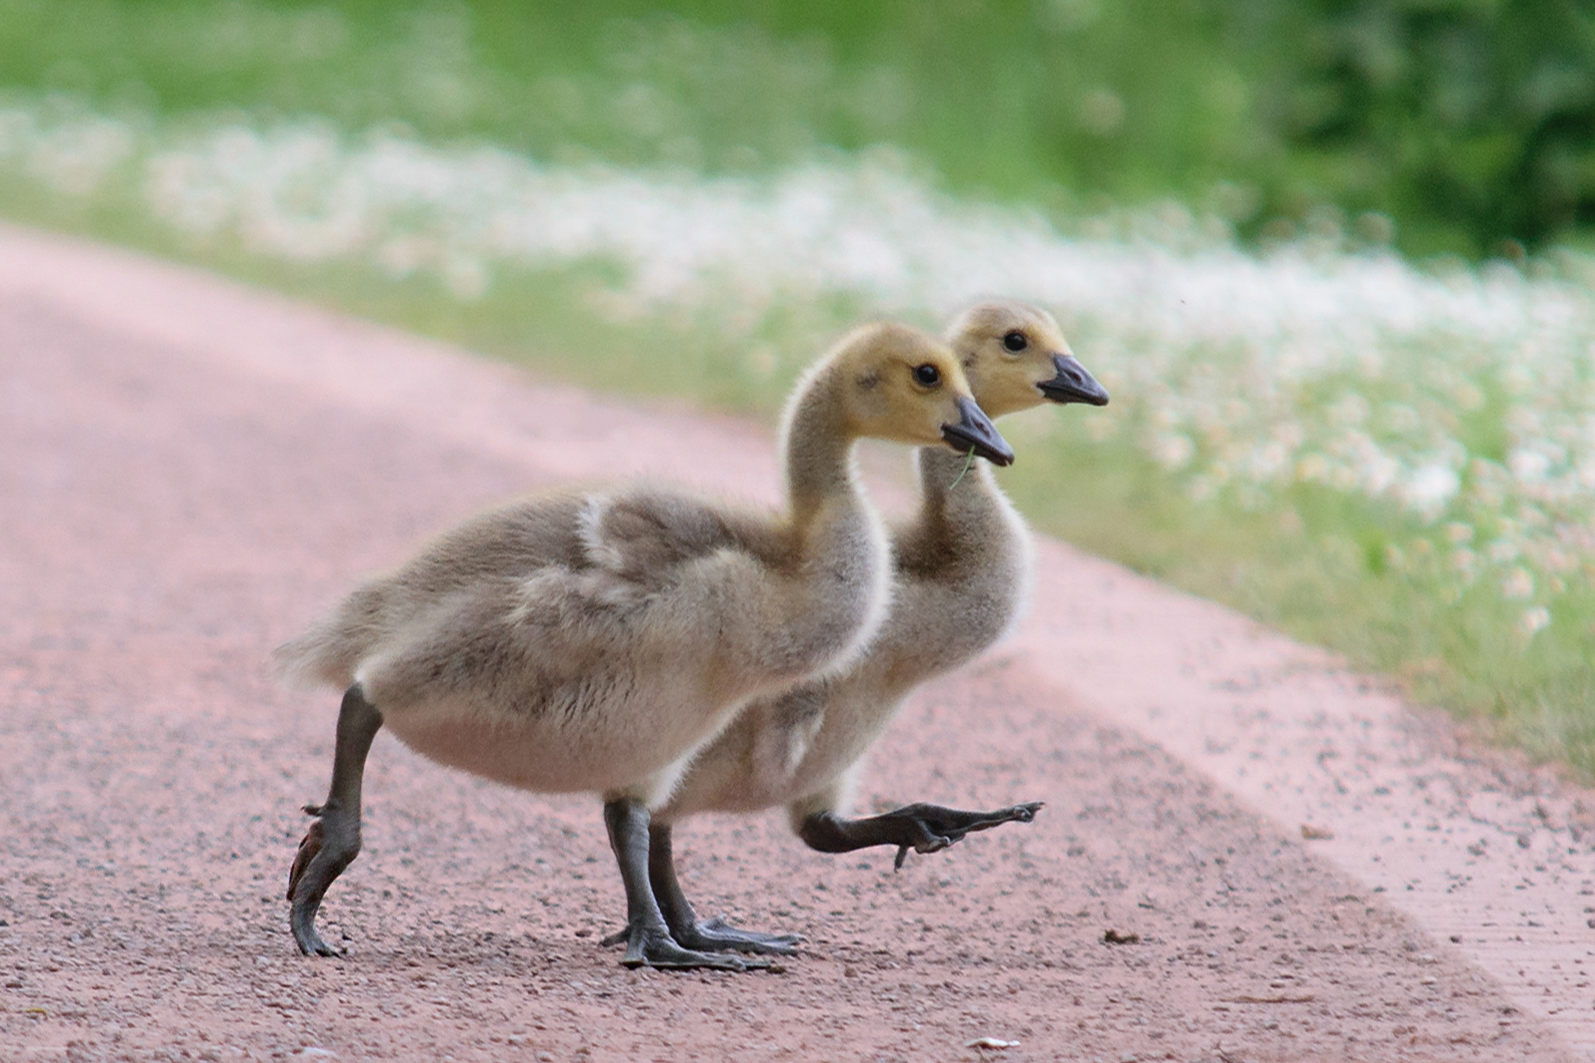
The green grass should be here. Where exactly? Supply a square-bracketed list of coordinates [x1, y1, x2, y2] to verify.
[1003, 429, 1595, 769]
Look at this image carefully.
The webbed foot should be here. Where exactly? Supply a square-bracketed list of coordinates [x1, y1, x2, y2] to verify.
[617, 921, 769, 971]
[600, 916, 797, 956]
[603, 800, 775, 972]
[672, 915, 801, 956]
[799, 800, 1044, 868]
[885, 801, 1044, 869]
[287, 802, 361, 956]
[288, 685, 382, 957]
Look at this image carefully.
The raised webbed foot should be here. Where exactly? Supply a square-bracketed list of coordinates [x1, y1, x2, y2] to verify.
[799, 801, 1045, 869]
[287, 801, 361, 957]
[671, 915, 801, 956]
[614, 920, 770, 971]
[881, 801, 1045, 869]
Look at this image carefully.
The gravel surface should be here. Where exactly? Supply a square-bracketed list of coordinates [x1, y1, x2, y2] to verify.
[0, 224, 1587, 1061]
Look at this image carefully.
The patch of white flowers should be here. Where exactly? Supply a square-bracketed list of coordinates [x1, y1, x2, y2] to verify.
[4, 96, 1593, 636]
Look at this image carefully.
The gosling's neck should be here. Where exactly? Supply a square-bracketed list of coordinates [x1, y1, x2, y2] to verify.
[779, 361, 863, 522]
[901, 445, 1022, 574]
[916, 445, 1000, 516]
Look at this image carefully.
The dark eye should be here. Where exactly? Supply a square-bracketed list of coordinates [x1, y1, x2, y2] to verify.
[1002, 330, 1028, 352]
[912, 363, 941, 387]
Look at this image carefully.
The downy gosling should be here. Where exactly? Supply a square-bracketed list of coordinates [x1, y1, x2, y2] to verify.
[276, 321, 1015, 968]
[620, 302, 1108, 958]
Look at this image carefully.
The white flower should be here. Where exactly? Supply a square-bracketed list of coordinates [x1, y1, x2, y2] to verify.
[1519, 606, 1551, 637]
[1500, 567, 1534, 600]
[1508, 448, 1552, 483]
[1151, 433, 1194, 470]
[1400, 463, 1459, 520]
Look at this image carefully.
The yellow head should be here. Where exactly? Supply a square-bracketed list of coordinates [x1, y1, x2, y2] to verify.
[944, 301, 1109, 419]
[821, 321, 1014, 465]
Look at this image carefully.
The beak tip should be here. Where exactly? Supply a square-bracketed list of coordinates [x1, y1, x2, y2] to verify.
[1042, 354, 1110, 407]
[942, 398, 1014, 466]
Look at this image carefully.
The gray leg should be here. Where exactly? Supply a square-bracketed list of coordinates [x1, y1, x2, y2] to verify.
[287, 684, 382, 956]
[799, 801, 1044, 870]
[647, 823, 800, 955]
[602, 799, 764, 971]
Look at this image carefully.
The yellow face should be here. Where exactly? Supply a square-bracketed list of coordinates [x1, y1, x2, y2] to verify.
[837, 321, 1013, 464]
[946, 301, 1105, 418]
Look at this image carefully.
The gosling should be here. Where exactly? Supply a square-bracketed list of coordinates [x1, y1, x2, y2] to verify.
[625, 302, 1108, 957]
[276, 321, 1015, 968]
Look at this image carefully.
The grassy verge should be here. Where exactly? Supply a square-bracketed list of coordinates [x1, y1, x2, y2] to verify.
[1004, 432, 1595, 770]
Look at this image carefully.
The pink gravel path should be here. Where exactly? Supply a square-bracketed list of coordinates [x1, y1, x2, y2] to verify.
[1, 223, 1590, 1062]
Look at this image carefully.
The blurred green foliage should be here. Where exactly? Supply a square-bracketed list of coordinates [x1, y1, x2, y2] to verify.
[1271, 0, 1595, 257]
[1, 0, 1590, 255]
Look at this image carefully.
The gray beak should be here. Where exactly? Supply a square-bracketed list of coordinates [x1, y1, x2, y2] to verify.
[941, 396, 1015, 467]
[1038, 353, 1109, 406]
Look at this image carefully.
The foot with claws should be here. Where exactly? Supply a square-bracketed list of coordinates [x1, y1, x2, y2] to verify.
[288, 801, 361, 956]
[608, 917, 769, 971]
[668, 914, 802, 955]
[604, 799, 776, 971]
[798, 800, 1044, 869]
[603, 909, 800, 958]
[603, 821, 801, 957]
[287, 685, 382, 956]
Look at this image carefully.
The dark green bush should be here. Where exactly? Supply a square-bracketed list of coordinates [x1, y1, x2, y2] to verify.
[1271, 0, 1595, 255]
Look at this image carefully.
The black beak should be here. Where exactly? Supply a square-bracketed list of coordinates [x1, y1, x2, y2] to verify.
[941, 396, 1015, 467]
[1037, 353, 1110, 406]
